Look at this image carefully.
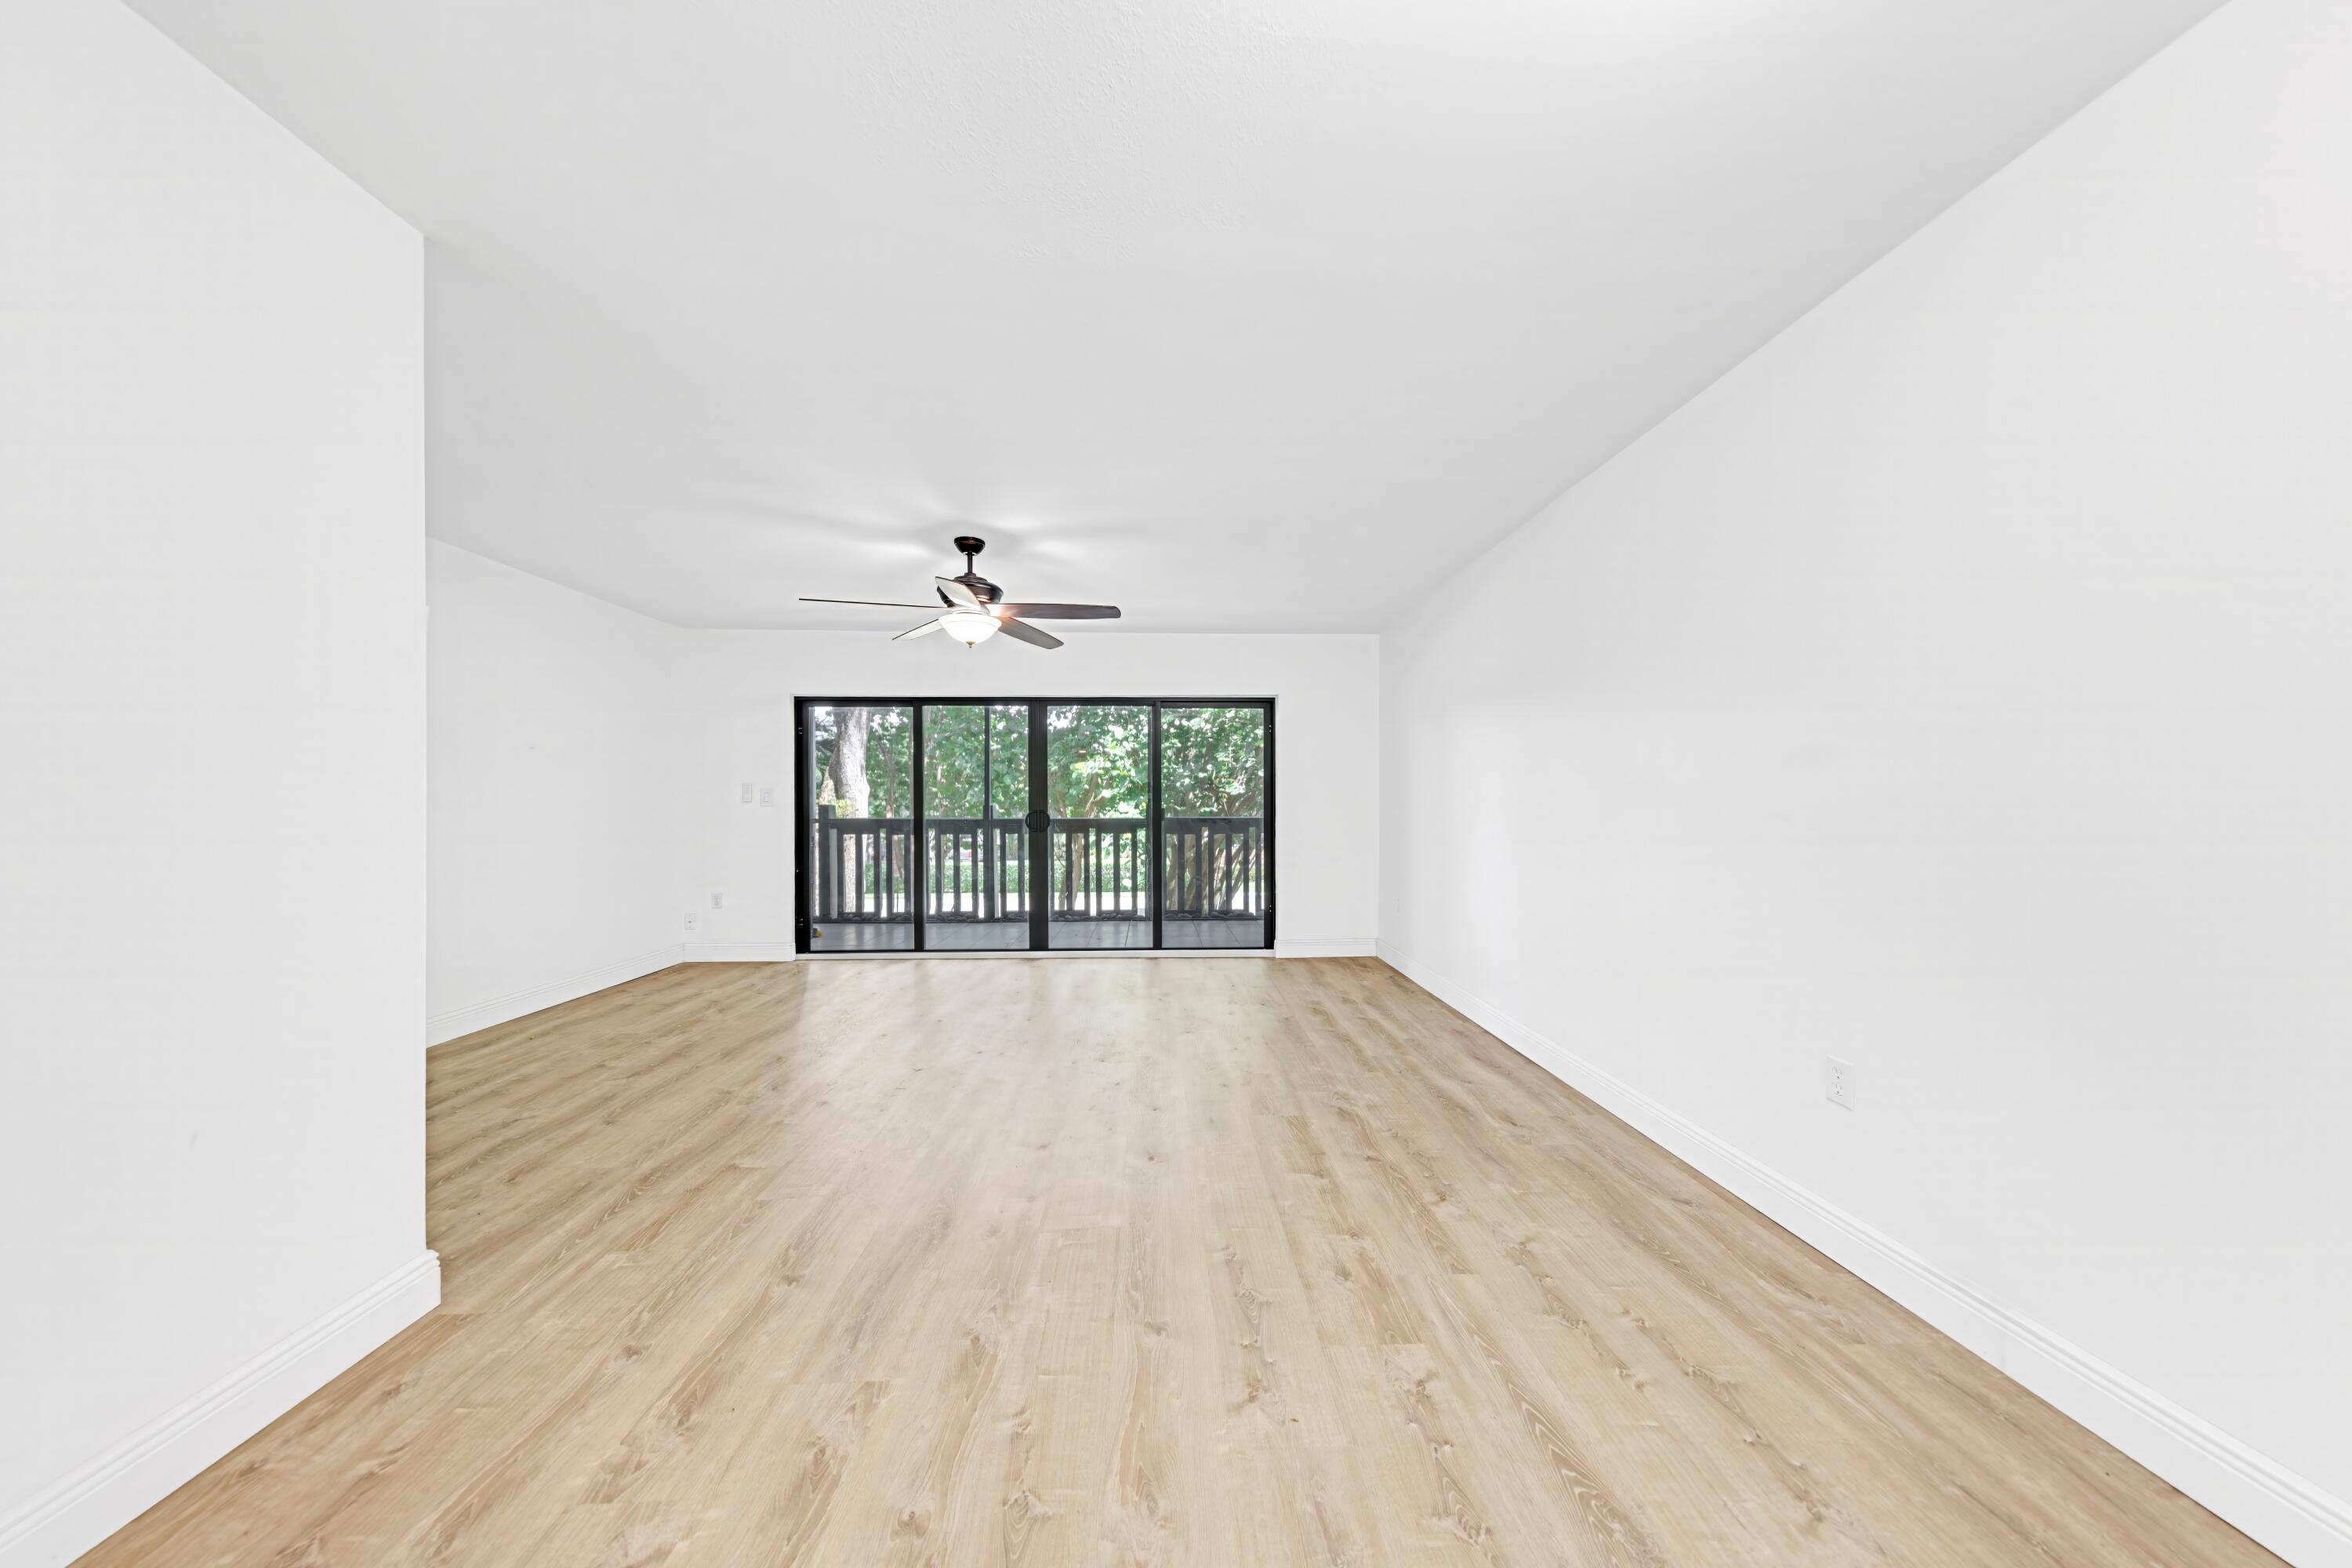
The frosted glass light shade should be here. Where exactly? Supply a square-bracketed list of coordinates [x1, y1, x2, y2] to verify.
[941, 609, 1000, 645]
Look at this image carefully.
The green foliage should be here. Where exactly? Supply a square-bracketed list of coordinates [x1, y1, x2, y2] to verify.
[808, 706, 910, 817]
[807, 702, 1264, 824]
[1160, 706, 1265, 816]
[919, 703, 1029, 817]
[1047, 704, 1149, 819]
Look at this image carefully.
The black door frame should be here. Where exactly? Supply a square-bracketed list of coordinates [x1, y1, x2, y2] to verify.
[793, 696, 1275, 955]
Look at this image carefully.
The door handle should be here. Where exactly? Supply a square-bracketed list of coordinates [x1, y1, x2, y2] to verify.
[1023, 808, 1050, 831]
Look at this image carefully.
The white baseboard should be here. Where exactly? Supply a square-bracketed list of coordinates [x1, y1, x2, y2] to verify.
[426, 943, 684, 1046]
[0, 1250, 441, 1568]
[1273, 938, 1377, 959]
[681, 943, 797, 962]
[1374, 942, 2352, 1568]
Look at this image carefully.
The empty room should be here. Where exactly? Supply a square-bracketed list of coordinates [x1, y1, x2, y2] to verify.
[4, 0, 2347, 1563]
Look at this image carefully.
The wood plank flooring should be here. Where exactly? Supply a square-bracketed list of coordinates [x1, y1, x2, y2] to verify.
[77, 959, 2279, 1566]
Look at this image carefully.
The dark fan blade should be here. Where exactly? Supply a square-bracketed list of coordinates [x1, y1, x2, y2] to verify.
[994, 617, 1063, 650]
[800, 597, 941, 608]
[892, 619, 944, 641]
[989, 603, 1121, 620]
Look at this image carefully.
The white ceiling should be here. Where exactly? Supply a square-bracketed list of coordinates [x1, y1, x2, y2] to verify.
[127, 0, 2220, 631]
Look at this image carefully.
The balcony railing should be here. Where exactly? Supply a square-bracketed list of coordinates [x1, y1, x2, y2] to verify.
[811, 810, 1264, 926]
[1162, 815, 1265, 920]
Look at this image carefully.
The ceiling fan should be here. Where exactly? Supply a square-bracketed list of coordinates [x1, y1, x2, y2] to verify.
[800, 535, 1120, 648]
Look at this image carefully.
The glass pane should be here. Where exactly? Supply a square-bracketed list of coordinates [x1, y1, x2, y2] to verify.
[804, 704, 914, 952]
[921, 703, 1030, 950]
[1159, 706, 1268, 949]
[1047, 703, 1152, 949]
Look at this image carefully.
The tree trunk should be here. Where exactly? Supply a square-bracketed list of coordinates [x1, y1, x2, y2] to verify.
[824, 709, 871, 817]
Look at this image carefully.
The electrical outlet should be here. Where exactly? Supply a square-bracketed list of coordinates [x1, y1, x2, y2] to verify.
[739, 782, 755, 804]
[710, 891, 724, 909]
[684, 911, 699, 933]
[1825, 1056, 1855, 1110]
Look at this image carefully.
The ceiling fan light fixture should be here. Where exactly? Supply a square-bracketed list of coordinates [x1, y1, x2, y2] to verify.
[940, 608, 1000, 646]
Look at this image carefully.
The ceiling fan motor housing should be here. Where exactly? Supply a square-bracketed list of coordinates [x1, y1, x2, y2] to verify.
[947, 535, 1001, 602]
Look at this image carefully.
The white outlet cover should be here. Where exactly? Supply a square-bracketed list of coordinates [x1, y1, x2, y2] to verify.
[1825, 1056, 1856, 1109]
[760, 786, 776, 806]
[710, 891, 724, 909]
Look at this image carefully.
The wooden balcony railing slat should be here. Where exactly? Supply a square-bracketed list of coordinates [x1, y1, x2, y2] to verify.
[812, 814, 1262, 926]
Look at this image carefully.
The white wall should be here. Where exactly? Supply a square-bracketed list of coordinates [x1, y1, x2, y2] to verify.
[0, 5, 432, 1564]
[421, 571, 1374, 1038]
[426, 542, 684, 1043]
[1379, 0, 2350, 1560]
[677, 631, 1380, 958]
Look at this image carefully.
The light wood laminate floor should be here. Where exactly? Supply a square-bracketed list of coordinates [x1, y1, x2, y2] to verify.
[78, 960, 2278, 1566]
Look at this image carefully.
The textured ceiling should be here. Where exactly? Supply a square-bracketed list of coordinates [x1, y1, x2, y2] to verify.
[125, 0, 2223, 630]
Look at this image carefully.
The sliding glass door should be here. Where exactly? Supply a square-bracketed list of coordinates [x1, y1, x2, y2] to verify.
[1047, 703, 1152, 949]
[1159, 704, 1269, 949]
[796, 698, 1272, 954]
[802, 703, 915, 952]
[920, 702, 1030, 950]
